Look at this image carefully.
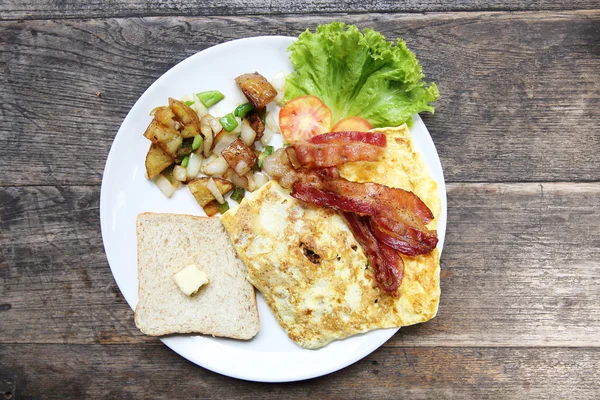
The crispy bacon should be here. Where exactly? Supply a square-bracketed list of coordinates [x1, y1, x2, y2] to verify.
[293, 178, 434, 224]
[293, 131, 386, 169]
[315, 167, 340, 179]
[309, 131, 387, 146]
[343, 213, 404, 293]
[319, 179, 434, 224]
[372, 216, 438, 256]
[291, 177, 438, 257]
[292, 181, 381, 215]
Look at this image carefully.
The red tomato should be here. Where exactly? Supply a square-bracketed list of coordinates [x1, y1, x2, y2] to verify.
[331, 116, 373, 132]
[279, 96, 332, 142]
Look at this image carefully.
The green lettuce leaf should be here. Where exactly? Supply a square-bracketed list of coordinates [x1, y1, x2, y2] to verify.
[284, 22, 439, 128]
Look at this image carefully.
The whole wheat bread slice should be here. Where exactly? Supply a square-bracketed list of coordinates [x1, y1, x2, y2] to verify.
[134, 212, 259, 339]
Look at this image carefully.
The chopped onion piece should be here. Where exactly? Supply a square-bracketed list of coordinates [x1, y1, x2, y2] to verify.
[212, 134, 238, 155]
[261, 129, 275, 145]
[173, 165, 188, 181]
[273, 93, 285, 106]
[202, 153, 217, 166]
[230, 117, 243, 135]
[271, 72, 286, 105]
[253, 171, 269, 188]
[180, 94, 194, 103]
[209, 118, 223, 134]
[234, 160, 248, 176]
[201, 115, 217, 157]
[192, 100, 208, 118]
[155, 175, 176, 197]
[225, 168, 249, 189]
[231, 172, 249, 189]
[207, 178, 225, 204]
[186, 153, 203, 179]
[203, 156, 229, 176]
[271, 72, 286, 92]
[240, 119, 257, 146]
[265, 111, 280, 133]
[247, 172, 257, 192]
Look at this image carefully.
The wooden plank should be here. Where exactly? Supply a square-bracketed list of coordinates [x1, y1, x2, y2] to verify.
[1, 12, 598, 186]
[1, 1, 598, 21]
[1, 182, 599, 346]
[0, 344, 598, 399]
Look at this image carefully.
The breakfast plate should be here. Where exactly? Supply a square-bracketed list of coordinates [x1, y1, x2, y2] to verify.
[100, 35, 447, 382]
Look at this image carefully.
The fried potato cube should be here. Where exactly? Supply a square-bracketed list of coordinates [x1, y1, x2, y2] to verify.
[145, 144, 174, 179]
[169, 98, 201, 138]
[180, 124, 200, 138]
[202, 200, 219, 217]
[143, 120, 182, 157]
[188, 177, 233, 207]
[221, 138, 258, 176]
[235, 72, 277, 109]
[152, 106, 176, 128]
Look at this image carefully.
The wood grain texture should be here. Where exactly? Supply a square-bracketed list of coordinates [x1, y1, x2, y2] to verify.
[1, 344, 599, 399]
[1, 0, 598, 21]
[1, 12, 598, 186]
[1, 183, 599, 346]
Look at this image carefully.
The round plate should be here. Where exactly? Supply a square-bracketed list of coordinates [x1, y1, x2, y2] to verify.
[100, 36, 447, 382]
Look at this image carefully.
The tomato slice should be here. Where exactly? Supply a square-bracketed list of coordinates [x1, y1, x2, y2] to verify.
[279, 96, 332, 142]
[331, 116, 373, 132]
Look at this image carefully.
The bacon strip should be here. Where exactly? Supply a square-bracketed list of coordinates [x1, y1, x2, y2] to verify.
[320, 179, 434, 224]
[309, 131, 387, 146]
[293, 178, 434, 224]
[372, 216, 438, 256]
[293, 131, 386, 169]
[291, 177, 438, 257]
[343, 213, 404, 294]
[292, 181, 381, 216]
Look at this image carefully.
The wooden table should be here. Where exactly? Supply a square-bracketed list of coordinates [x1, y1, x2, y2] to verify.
[1, 1, 599, 398]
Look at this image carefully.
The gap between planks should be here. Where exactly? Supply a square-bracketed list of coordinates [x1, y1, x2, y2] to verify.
[0, 8, 599, 23]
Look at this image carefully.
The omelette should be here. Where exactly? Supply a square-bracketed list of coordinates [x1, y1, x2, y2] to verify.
[221, 124, 441, 349]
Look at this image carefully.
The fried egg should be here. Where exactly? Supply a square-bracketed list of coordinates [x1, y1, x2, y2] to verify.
[221, 124, 441, 349]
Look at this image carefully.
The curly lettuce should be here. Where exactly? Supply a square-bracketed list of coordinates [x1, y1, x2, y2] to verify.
[284, 22, 439, 128]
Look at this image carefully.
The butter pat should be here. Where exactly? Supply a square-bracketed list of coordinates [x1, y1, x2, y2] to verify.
[173, 264, 209, 296]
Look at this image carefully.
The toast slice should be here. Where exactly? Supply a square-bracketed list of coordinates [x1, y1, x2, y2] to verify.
[134, 212, 259, 339]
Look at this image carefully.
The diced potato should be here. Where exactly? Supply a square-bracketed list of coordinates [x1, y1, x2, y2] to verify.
[169, 98, 201, 138]
[235, 72, 277, 109]
[152, 106, 176, 128]
[145, 143, 174, 179]
[188, 177, 234, 207]
[203, 200, 219, 217]
[180, 123, 200, 138]
[143, 120, 182, 157]
[221, 138, 258, 176]
[169, 98, 199, 125]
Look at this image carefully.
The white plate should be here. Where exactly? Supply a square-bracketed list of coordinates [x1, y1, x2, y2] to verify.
[100, 36, 447, 382]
